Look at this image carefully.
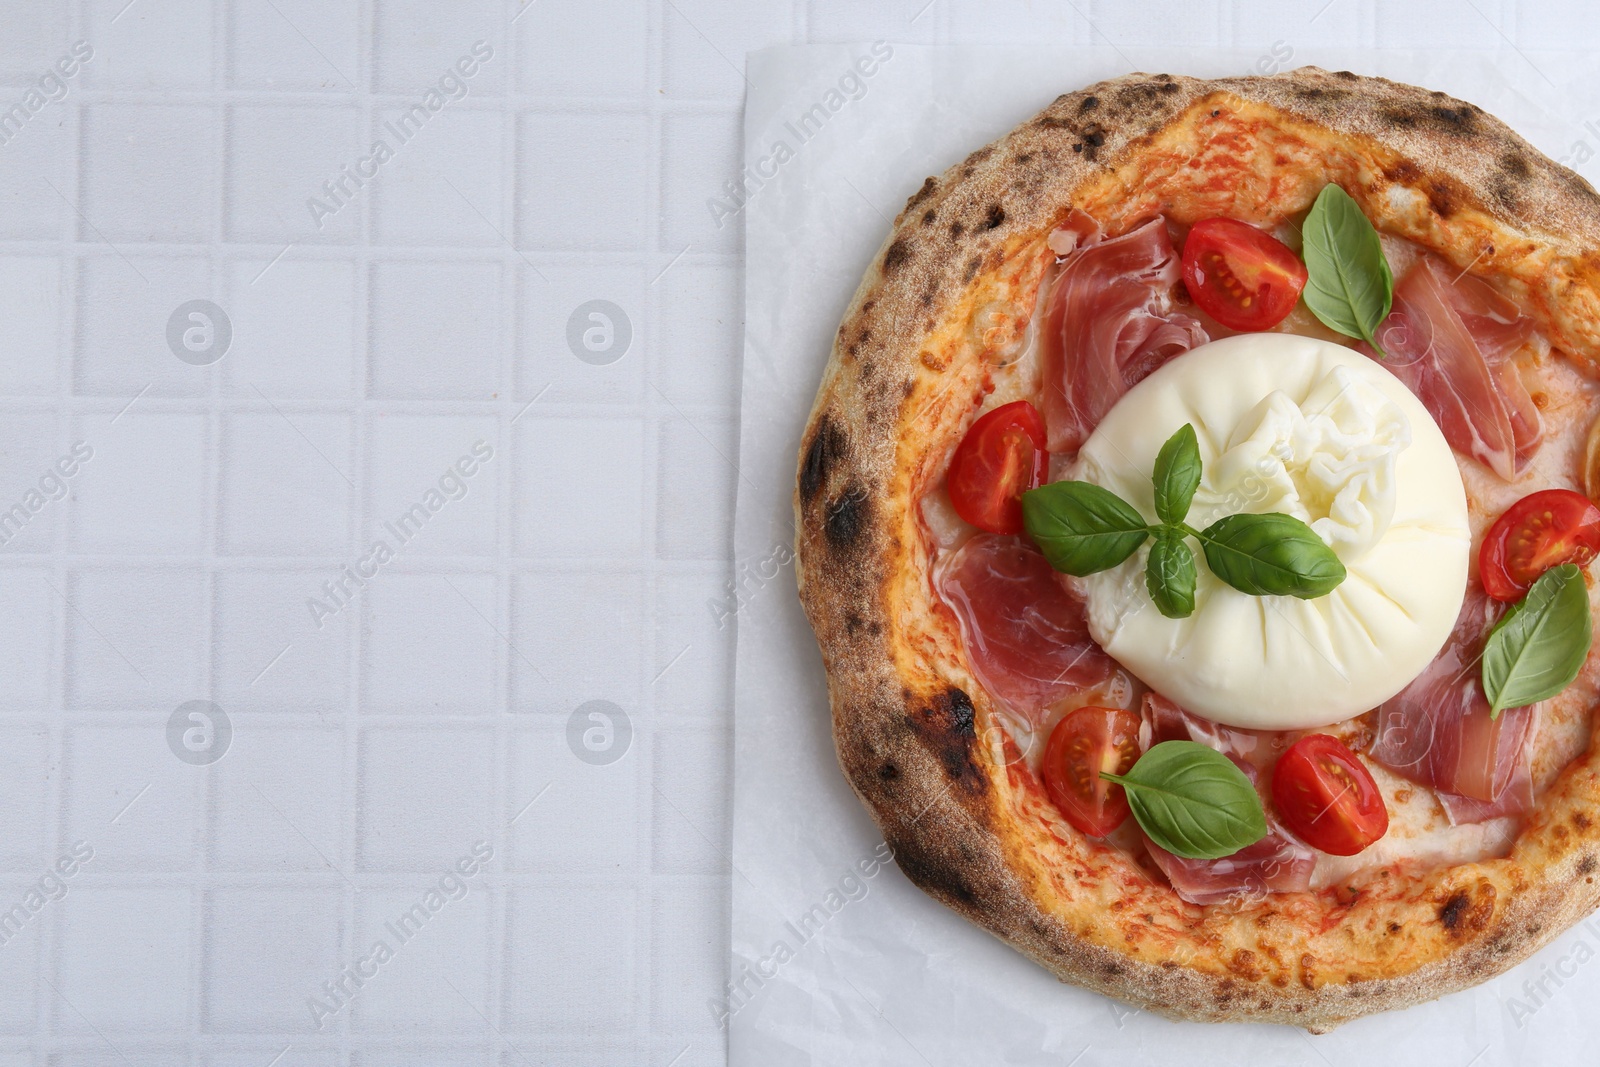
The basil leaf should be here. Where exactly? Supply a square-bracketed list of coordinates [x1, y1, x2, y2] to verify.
[1022, 481, 1149, 576]
[1145, 530, 1196, 619]
[1300, 183, 1394, 356]
[1196, 512, 1346, 599]
[1152, 423, 1202, 526]
[1103, 741, 1268, 860]
[1482, 563, 1594, 717]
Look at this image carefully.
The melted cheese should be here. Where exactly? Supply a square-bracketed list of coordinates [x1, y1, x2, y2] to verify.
[1074, 334, 1471, 730]
[1310, 763, 1518, 888]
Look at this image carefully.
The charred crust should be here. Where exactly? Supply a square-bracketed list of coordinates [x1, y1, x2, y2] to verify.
[939, 687, 976, 735]
[949, 220, 965, 240]
[1579, 854, 1598, 876]
[1575, 811, 1593, 830]
[1438, 892, 1470, 934]
[889, 832, 979, 907]
[1080, 94, 1099, 111]
[883, 237, 911, 274]
[907, 688, 986, 797]
[1427, 181, 1458, 218]
[1384, 160, 1423, 184]
[1432, 103, 1480, 132]
[1292, 85, 1350, 105]
[983, 204, 1006, 230]
[878, 761, 899, 781]
[823, 484, 869, 549]
[1379, 107, 1419, 130]
[1384, 102, 1482, 136]
[799, 415, 845, 504]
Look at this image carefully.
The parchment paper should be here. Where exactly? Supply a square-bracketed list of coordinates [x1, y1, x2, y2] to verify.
[733, 45, 1600, 1066]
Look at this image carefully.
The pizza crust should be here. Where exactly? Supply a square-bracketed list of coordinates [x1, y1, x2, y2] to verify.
[794, 67, 1600, 1030]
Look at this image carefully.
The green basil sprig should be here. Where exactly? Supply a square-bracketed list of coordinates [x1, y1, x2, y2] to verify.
[1145, 530, 1197, 619]
[1300, 183, 1394, 357]
[1102, 740, 1268, 859]
[1021, 424, 1346, 618]
[1482, 563, 1594, 717]
[1152, 422, 1202, 526]
[1021, 481, 1148, 576]
[1190, 513, 1347, 599]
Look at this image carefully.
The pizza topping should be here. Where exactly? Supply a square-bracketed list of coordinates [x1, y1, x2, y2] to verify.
[1101, 740, 1268, 860]
[1584, 413, 1600, 504]
[1432, 768, 1534, 825]
[1068, 335, 1471, 730]
[1180, 217, 1308, 332]
[1370, 587, 1538, 820]
[1367, 253, 1542, 481]
[1132, 693, 1315, 902]
[1270, 734, 1388, 856]
[1139, 691, 1281, 774]
[945, 400, 1049, 535]
[1038, 211, 1208, 452]
[1040, 706, 1140, 837]
[937, 533, 1116, 723]
[1023, 422, 1345, 621]
[928, 201, 1584, 902]
[1142, 823, 1316, 906]
[1299, 184, 1395, 353]
[1478, 489, 1600, 602]
[1480, 563, 1593, 716]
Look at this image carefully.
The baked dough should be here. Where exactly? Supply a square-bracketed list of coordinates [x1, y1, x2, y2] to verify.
[794, 67, 1600, 1030]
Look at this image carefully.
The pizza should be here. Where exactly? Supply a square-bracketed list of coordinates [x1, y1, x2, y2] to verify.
[792, 67, 1600, 1031]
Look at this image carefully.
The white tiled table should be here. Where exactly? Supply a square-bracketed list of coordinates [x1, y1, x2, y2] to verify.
[0, 2, 1594, 1065]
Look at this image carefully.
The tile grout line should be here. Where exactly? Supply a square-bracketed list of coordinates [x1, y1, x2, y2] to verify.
[337, 0, 378, 1057]
[40, 0, 92, 1044]
[194, 1, 231, 1055]
[641, 0, 675, 1056]
[489, 0, 519, 1037]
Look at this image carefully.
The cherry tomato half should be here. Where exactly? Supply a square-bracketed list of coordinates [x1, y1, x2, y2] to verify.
[1180, 217, 1308, 332]
[1270, 734, 1388, 856]
[1479, 488, 1600, 602]
[946, 400, 1048, 536]
[1041, 706, 1141, 838]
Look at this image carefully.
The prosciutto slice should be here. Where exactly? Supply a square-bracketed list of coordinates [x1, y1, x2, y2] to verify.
[1369, 587, 1537, 822]
[1368, 254, 1542, 481]
[1144, 829, 1316, 906]
[1137, 693, 1314, 904]
[1039, 211, 1209, 451]
[1138, 692, 1285, 774]
[938, 533, 1116, 724]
